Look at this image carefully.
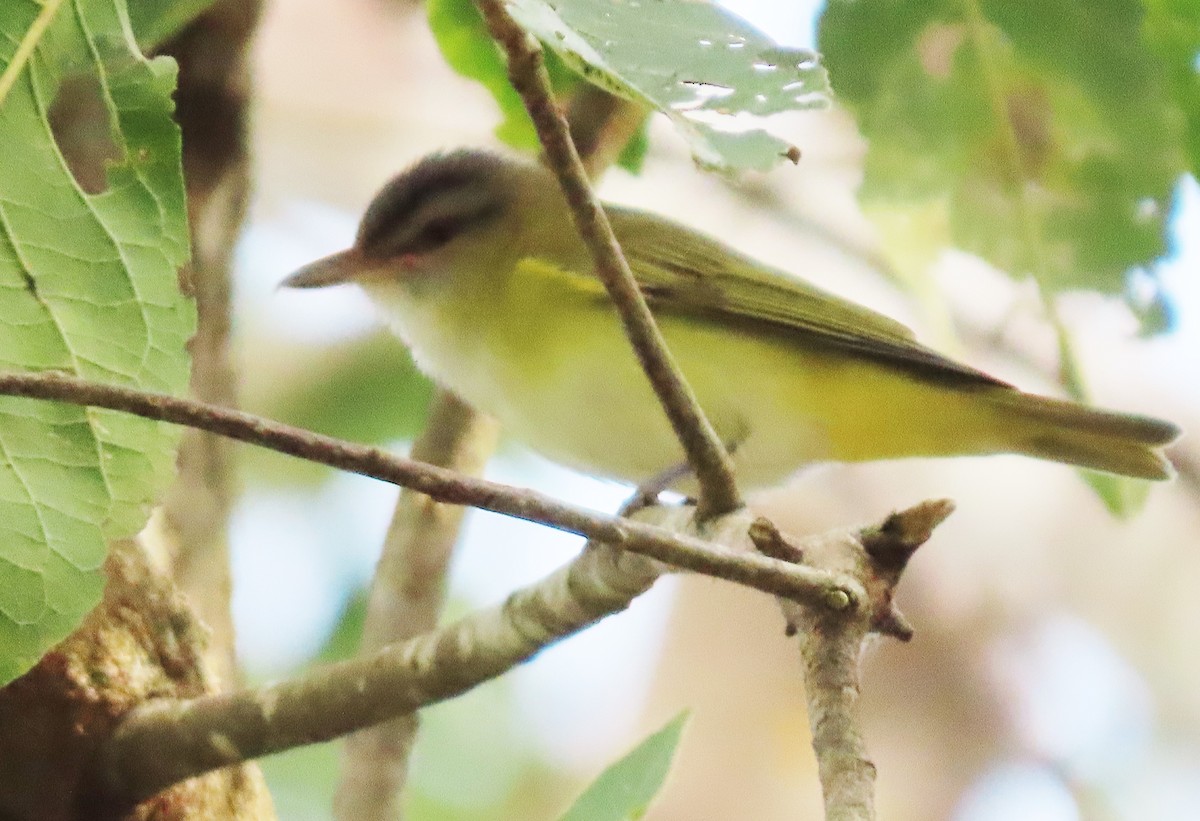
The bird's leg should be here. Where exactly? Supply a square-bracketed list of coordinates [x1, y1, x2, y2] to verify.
[631, 437, 746, 510]
[627, 462, 694, 510]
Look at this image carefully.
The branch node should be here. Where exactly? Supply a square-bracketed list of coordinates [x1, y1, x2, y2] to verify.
[861, 498, 955, 574]
[872, 605, 915, 642]
[748, 516, 804, 563]
[822, 588, 853, 612]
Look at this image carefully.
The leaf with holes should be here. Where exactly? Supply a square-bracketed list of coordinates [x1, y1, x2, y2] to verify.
[0, 1, 193, 684]
[820, 0, 1187, 298]
[819, 0, 1189, 516]
[506, 0, 829, 171]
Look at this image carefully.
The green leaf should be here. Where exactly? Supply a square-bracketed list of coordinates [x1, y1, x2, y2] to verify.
[615, 116, 650, 174]
[260, 742, 342, 821]
[242, 333, 433, 479]
[820, 0, 1187, 296]
[127, 0, 217, 50]
[238, 333, 434, 487]
[0, 0, 193, 684]
[255, 333, 432, 444]
[428, 0, 580, 151]
[1142, 0, 1200, 176]
[507, 0, 828, 171]
[1080, 471, 1152, 518]
[314, 589, 367, 664]
[559, 711, 688, 821]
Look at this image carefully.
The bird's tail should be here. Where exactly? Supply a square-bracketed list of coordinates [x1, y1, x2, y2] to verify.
[991, 392, 1180, 480]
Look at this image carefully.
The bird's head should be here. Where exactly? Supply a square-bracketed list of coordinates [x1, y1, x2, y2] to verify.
[282, 149, 564, 297]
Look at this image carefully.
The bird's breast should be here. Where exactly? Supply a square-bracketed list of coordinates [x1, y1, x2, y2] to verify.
[362, 272, 847, 487]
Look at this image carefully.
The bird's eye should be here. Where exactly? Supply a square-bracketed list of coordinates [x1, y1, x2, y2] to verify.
[417, 218, 461, 251]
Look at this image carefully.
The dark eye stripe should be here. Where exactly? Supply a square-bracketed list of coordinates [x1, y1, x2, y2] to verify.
[359, 177, 473, 250]
[369, 200, 502, 259]
[408, 216, 465, 254]
[356, 150, 510, 254]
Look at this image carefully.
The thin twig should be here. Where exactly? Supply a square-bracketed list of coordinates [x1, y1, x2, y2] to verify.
[159, 0, 263, 688]
[334, 390, 499, 821]
[472, 0, 743, 519]
[91, 501, 943, 808]
[797, 608, 876, 821]
[93, 543, 667, 807]
[782, 500, 953, 820]
[0, 371, 851, 604]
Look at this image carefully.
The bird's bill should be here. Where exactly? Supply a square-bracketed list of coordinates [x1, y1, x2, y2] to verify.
[281, 248, 364, 289]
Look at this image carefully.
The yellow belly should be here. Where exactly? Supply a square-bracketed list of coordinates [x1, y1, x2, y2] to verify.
[366, 263, 1001, 488]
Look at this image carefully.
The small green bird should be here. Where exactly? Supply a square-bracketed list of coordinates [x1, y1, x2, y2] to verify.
[283, 149, 1179, 488]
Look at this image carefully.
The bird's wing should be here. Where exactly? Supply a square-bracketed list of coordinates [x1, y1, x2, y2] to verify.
[605, 205, 1007, 387]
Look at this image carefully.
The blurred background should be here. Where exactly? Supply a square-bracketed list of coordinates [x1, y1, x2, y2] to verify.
[222, 0, 1199, 818]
